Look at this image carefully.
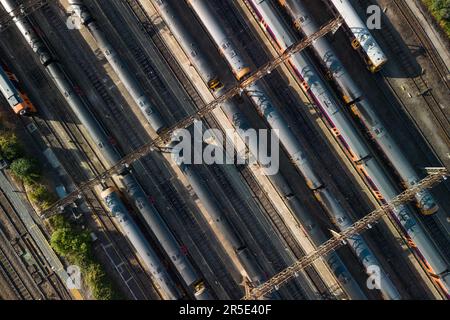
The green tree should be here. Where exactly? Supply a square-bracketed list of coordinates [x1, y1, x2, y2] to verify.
[425, 0, 450, 36]
[49, 216, 121, 300]
[29, 184, 57, 209]
[48, 215, 70, 230]
[50, 227, 92, 266]
[0, 132, 23, 161]
[85, 263, 117, 300]
[10, 158, 41, 184]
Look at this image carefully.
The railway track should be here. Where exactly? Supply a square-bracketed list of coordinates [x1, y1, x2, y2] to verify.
[205, 164, 307, 299]
[218, 0, 384, 298]
[37, 2, 245, 299]
[123, 0, 343, 299]
[29, 96, 158, 299]
[396, 0, 450, 90]
[374, 75, 450, 260]
[236, 165, 343, 300]
[109, 0, 322, 298]
[354, 0, 450, 261]
[83, 2, 244, 298]
[98, 0, 192, 122]
[0, 183, 68, 300]
[0, 230, 35, 300]
[224, 0, 450, 298]
[0, 178, 71, 300]
[320, 0, 450, 298]
[388, 0, 450, 145]
[121, 0, 207, 113]
[11, 6, 163, 300]
[30, 94, 160, 300]
[362, 0, 450, 153]
[129, 0, 364, 299]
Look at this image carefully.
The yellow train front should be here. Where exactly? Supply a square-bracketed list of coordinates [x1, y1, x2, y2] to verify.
[0, 65, 37, 116]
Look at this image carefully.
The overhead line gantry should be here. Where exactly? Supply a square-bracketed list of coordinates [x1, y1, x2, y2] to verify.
[243, 168, 449, 299]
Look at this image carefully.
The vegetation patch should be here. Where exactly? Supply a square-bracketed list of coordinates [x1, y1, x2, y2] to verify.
[0, 131, 24, 161]
[0, 131, 55, 210]
[0, 129, 121, 299]
[49, 215, 121, 300]
[28, 183, 57, 210]
[423, 0, 450, 37]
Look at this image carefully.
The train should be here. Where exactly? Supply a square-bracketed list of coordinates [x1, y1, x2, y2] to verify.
[155, 0, 367, 300]
[67, 0, 212, 300]
[169, 137, 267, 286]
[0, 64, 36, 115]
[246, 0, 450, 294]
[186, 0, 251, 81]
[154, 0, 367, 299]
[68, 0, 165, 133]
[279, 0, 438, 216]
[0, 0, 190, 300]
[187, 0, 401, 299]
[101, 187, 180, 299]
[328, 0, 388, 72]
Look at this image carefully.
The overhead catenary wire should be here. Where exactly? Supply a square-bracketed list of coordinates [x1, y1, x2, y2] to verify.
[40, 15, 344, 218]
[244, 168, 449, 299]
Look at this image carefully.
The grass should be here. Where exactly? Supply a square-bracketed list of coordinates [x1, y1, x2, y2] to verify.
[422, 0, 450, 37]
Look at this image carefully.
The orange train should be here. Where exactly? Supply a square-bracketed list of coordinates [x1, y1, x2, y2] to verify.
[0, 64, 36, 115]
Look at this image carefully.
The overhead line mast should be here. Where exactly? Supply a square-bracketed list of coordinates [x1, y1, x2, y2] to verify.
[40, 15, 344, 218]
[243, 168, 449, 300]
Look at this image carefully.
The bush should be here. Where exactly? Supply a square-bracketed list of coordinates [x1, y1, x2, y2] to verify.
[50, 216, 121, 300]
[10, 157, 41, 184]
[28, 184, 57, 209]
[50, 226, 92, 267]
[48, 215, 70, 230]
[85, 263, 118, 300]
[424, 0, 450, 37]
[0, 132, 23, 161]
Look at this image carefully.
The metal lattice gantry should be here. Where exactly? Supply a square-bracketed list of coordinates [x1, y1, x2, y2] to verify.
[243, 168, 449, 300]
[39, 15, 344, 219]
[0, 0, 51, 31]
